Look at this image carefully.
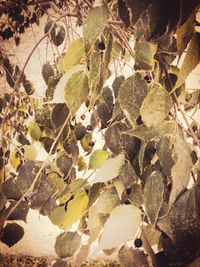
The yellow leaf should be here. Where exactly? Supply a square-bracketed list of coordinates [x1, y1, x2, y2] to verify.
[3, 120, 11, 132]
[28, 122, 41, 141]
[63, 191, 89, 227]
[24, 145, 37, 160]
[10, 149, 21, 168]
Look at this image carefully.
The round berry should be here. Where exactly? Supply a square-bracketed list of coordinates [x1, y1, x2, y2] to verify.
[88, 141, 94, 147]
[86, 125, 92, 131]
[98, 42, 105, 50]
[134, 64, 140, 71]
[134, 238, 143, 248]
[80, 114, 86, 120]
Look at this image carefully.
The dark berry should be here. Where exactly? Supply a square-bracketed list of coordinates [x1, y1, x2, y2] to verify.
[98, 42, 105, 50]
[80, 114, 86, 120]
[88, 141, 94, 147]
[144, 75, 151, 83]
[86, 125, 92, 131]
[134, 238, 143, 248]
[126, 188, 131, 195]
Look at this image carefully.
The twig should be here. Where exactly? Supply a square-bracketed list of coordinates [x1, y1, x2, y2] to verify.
[92, 107, 105, 138]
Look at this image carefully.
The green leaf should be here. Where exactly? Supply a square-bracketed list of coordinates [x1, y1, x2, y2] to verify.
[64, 71, 89, 116]
[46, 173, 67, 196]
[28, 122, 42, 141]
[54, 231, 81, 258]
[156, 136, 175, 177]
[63, 191, 89, 227]
[125, 121, 172, 140]
[118, 73, 148, 124]
[24, 145, 37, 161]
[51, 65, 84, 104]
[83, 4, 109, 52]
[144, 171, 164, 224]
[169, 137, 193, 206]
[134, 41, 157, 70]
[49, 206, 66, 227]
[103, 31, 113, 70]
[63, 38, 85, 72]
[176, 12, 195, 59]
[88, 51, 102, 86]
[92, 154, 125, 184]
[99, 205, 141, 250]
[80, 133, 92, 152]
[140, 84, 172, 128]
[89, 149, 110, 169]
[56, 152, 73, 176]
[174, 32, 200, 90]
[112, 75, 125, 99]
[118, 245, 148, 267]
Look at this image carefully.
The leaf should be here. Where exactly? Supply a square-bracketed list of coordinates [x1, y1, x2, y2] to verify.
[87, 182, 105, 208]
[7, 200, 29, 222]
[113, 178, 124, 199]
[176, 12, 195, 59]
[169, 137, 193, 206]
[112, 75, 125, 99]
[64, 71, 89, 116]
[92, 187, 120, 214]
[88, 51, 102, 86]
[174, 32, 200, 90]
[140, 84, 172, 128]
[42, 62, 54, 85]
[142, 224, 161, 246]
[99, 205, 141, 250]
[51, 65, 84, 104]
[54, 231, 81, 258]
[138, 141, 147, 174]
[75, 245, 89, 267]
[120, 134, 141, 161]
[80, 133, 92, 152]
[56, 152, 73, 176]
[28, 122, 42, 141]
[49, 206, 66, 227]
[1, 223, 24, 247]
[118, 162, 136, 189]
[2, 178, 22, 200]
[103, 31, 113, 70]
[52, 103, 70, 129]
[89, 149, 110, 169]
[156, 136, 175, 177]
[144, 171, 164, 224]
[134, 41, 157, 70]
[46, 173, 67, 196]
[129, 184, 144, 208]
[125, 120, 172, 140]
[63, 38, 85, 72]
[24, 145, 37, 161]
[16, 161, 40, 196]
[92, 153, 125, 184]
[62, 191, 89, 228]
[10, 149, 21, 168]
[104, 124, 122, 155]
[118, 73, 148, 124]
[118, 245, 149, 267]
[51, 25, 65, 46]
[83, 4, 109, 52]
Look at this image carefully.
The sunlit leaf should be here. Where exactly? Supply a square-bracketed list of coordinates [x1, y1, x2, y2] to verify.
[83, 4, 109, 52]
[88, 51, 101, 86]
[118, 245, 148, 267]
[134, 41, 157, 70]
[118, 73, 148, 124]
[142, 224, 161, 246]
[174, 32, 200, 90]
[125, 121, 172, 140]
[144, 171, 164, 224]
[113, 178, 124, 199]
[63, 191, 89, 227]
[169, 136, 193, 206]
[64, 71, 89, 116]
[92, 153, 125, 184]
[28, 122, 42, 141]
[51, 65, 84, 104]
[140, 84, 172, 128]
[54, 231, 81, 258]
[24, 145, 37, 161]
[80, 133, 92, 152]
[46, 172, 67, 196]
[89, 149, 109, 169]
[63, 38, 85, 72]
[176, 12, 195, 59]
[10, 149, 21, 168]
[99, 205, 141, 250]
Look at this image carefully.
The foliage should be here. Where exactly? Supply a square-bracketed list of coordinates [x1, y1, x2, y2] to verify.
[1, 0, 200, 266]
